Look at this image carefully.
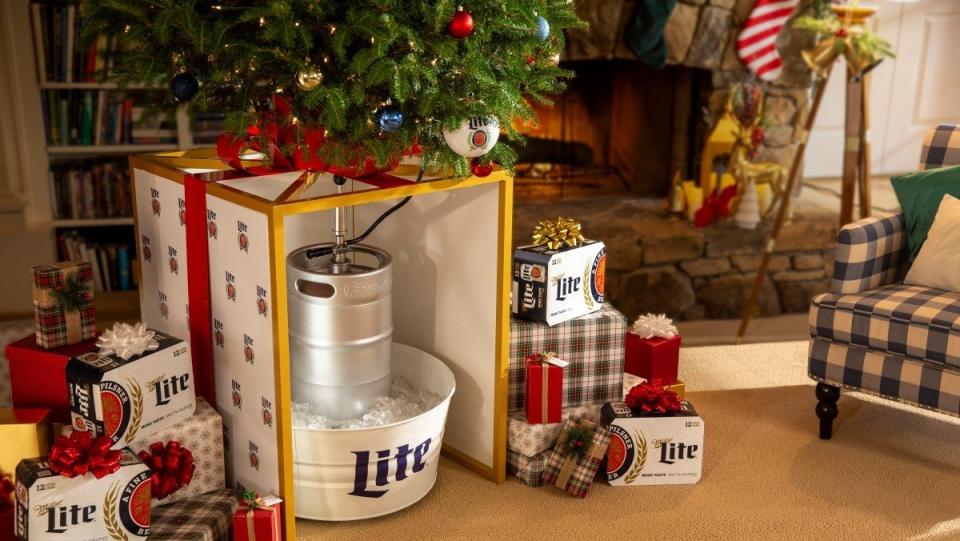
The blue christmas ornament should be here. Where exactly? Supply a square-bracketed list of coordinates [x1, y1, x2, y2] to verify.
[376, 107, 403, 132]
[170, 72, 199, 102]
[536, 16, 550, 41]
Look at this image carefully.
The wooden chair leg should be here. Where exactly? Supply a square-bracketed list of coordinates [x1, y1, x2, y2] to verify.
[815, 383, 840, 439]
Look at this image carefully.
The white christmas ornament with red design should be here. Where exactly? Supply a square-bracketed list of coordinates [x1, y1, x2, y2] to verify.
[442, 116, 500, 157]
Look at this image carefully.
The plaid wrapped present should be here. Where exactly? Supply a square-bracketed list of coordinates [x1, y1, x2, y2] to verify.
[509, 303, 626, 414]
[508, 404, 601, 458]
[542, 416, 611, 498]
[507, 448, 550, 487]
[150, 489, 240, 541]
[32, 260, 96, 349]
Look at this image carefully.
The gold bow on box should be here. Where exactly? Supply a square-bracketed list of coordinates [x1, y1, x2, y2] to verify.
[532, 217, 585, 250]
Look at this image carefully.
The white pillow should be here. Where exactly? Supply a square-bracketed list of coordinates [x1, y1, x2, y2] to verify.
[904, 193, 960, 292]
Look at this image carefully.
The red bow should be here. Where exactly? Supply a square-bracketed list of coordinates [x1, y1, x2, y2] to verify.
[624, 379, 682, 414]
[693, 184, 738, 228]
[48, 431, 121, 479]
[138, 441, 195, 500]
[216, 95, 413, 177]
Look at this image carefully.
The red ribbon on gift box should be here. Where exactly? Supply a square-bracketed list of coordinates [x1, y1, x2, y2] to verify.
[138, 440, 195, 500]
[48, 430, 121, 479]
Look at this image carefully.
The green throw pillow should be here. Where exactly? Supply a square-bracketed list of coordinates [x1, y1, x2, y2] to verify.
[891, 164, 960, 261]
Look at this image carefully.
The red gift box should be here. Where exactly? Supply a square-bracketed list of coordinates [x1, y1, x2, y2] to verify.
[233, 495, 282, 541]
[4, 335, 97, 419]
[525, 353, 565, 424]
[624, 333, 681, 384]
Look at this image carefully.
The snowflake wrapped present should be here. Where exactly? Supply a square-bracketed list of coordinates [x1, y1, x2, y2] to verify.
[625, 313, 681, 384]
[67, 325, 195, 449]
[31, 260, 96, 349]
[128, 397, 225, 507]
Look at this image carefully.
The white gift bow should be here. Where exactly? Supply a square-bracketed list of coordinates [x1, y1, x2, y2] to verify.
[630, 313, 678, 339]
[96, 322, 160, 360]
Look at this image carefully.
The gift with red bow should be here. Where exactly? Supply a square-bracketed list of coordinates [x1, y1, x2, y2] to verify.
[624, 379, 682, 415]
[128, 397, 225, 507]
[15, 445, 152, 540]
[233, 490, 282, 541]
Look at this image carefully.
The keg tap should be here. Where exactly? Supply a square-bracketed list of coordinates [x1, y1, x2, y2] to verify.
[330, 175, 351, 274]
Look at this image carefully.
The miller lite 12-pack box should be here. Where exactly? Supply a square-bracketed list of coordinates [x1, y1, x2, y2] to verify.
[601, 400, 703, 486]
[66, 332, 195, 450]
[15, 450, 151, 540]
[511, 240, 606, 326]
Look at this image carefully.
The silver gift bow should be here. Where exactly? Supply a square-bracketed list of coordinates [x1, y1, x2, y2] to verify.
[96, 322, 160, 360]
[630, 313, 678, 339]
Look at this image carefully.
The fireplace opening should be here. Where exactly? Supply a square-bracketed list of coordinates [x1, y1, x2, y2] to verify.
[514, 61, 710, 201]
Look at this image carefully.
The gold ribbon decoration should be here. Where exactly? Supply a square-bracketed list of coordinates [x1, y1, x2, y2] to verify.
[246, 508, 257, 541]
[538, 352, 557, 422]
[800, 36, 843, 77]
[531, 217, 584, 250]
[796, 6, 892, 78]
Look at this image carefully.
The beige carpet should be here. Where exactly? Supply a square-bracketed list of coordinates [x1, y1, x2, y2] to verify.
[297, 341, 960, 541]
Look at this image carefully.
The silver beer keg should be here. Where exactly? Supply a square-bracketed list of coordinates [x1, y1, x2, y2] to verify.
[286, 244, 393, 420]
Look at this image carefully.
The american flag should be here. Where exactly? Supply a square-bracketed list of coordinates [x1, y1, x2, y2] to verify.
[736, 0, 801, 81]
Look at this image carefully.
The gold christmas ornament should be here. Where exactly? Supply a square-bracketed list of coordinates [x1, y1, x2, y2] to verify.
[547, 52, 561, 66]
[531, 217, 584, 250]
[296, 67, 323, 90]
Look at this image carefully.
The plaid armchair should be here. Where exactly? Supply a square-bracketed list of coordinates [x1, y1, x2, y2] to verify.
[809, 124, 960, 439]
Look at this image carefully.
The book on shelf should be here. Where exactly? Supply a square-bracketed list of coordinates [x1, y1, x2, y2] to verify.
[41, 90, 176, 146]
[49, 159, 132, 220]
[30, 2, 122, 83]
[57, 231, 136, 293]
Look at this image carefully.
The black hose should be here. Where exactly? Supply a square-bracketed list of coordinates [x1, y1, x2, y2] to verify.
[305, 165, 426, 259]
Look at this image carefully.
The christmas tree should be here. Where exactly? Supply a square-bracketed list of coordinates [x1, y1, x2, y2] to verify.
[81, 0, 583, 176]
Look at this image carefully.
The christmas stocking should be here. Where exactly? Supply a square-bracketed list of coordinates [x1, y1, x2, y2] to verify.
[736, 0, 800, 81]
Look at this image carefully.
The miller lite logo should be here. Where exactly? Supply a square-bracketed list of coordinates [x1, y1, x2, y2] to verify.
[585, 248, 606, 308]
[256, 286, 268, 316]
[350, 438, 431, 498]
[99, 380, 137, 445]
[168, 246, 178, 274]
[158, 291, 169, 319]
[232, 380, 242, 409]
[261, 397, 273, 428]
[465, 116, 499, 151]
[512, 240, 606, 326]
[207, 209, 218, 239]
[141, 235, 152, 262]
[249, 441, 260, 471]
[214, 319, 225, 349]
[226, 272, 236, 302]
[111, 471, 152, 538]
[243, 334, 255, 364]
[149, 372, 190, 407]
[238, 220, 249, 252]
[178, 197, 186, 226]
[150, 188, 161, 216]
[552, 274, 580, 302]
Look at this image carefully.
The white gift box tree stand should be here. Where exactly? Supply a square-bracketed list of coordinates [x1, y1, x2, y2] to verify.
[131, 151, 513, 534]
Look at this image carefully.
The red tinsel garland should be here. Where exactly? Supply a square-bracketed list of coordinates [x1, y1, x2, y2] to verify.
[624, 379, 682, 414]
[48, 431, 121, 479]
[138, 441, 195, 500]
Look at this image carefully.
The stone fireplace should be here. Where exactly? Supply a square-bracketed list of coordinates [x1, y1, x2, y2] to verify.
[513, 0, 837, 322]
[514, 0, 815, 201]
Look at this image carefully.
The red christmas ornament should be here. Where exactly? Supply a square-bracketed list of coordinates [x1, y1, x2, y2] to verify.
[448, 8, 475, 39]
[470, 158, 494, 177]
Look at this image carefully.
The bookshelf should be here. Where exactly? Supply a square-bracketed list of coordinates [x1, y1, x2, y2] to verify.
[19, 1, 220, 318]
